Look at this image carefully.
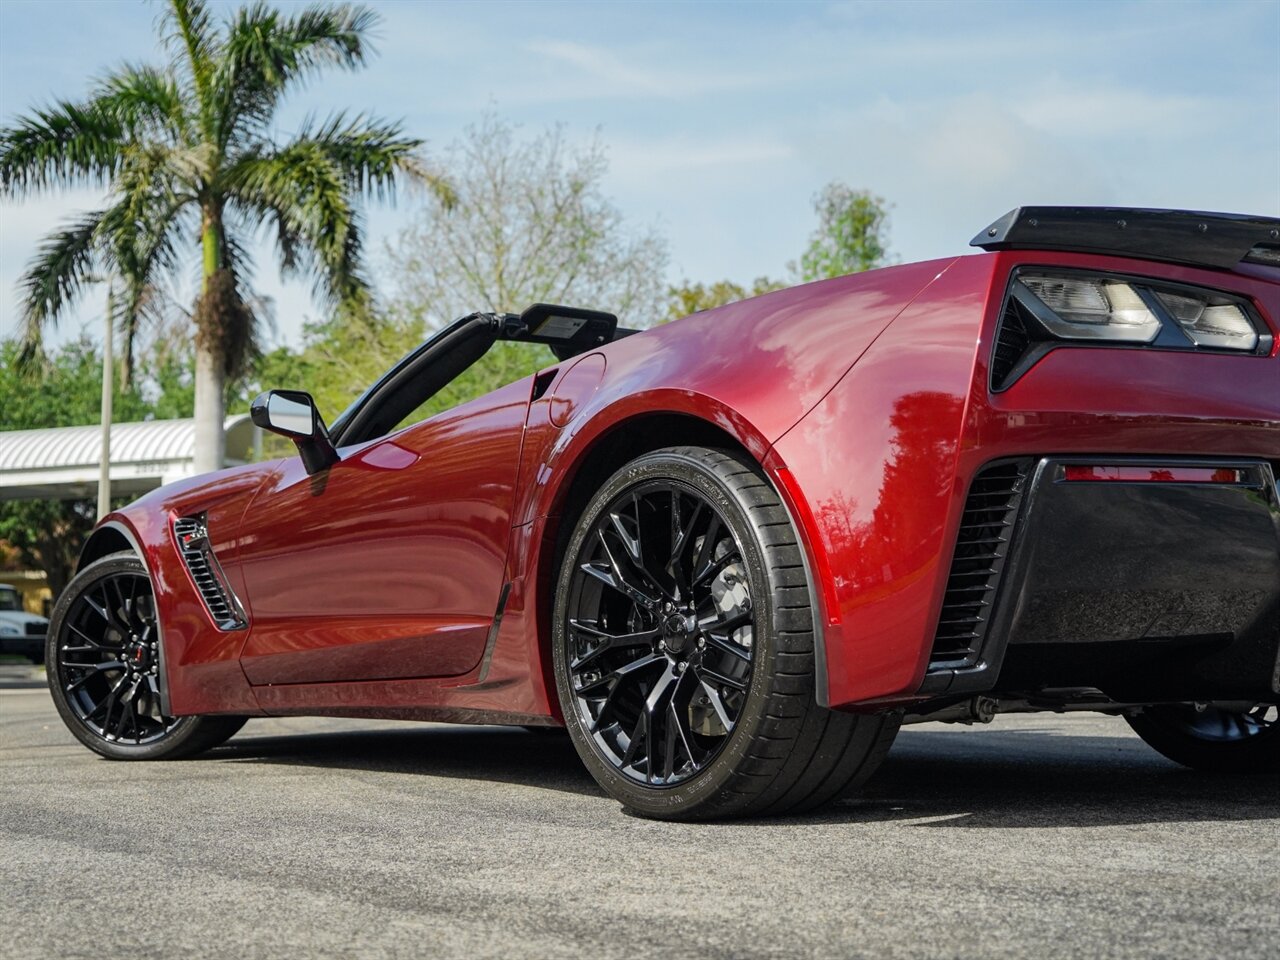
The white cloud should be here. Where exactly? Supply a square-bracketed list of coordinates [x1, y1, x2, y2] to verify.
[1010, 86, 1241, 141]
[520, 38, 769, 101]
[606, 136, 794, 180]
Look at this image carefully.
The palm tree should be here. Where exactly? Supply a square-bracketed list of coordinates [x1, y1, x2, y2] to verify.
[0, 0, 445, 471]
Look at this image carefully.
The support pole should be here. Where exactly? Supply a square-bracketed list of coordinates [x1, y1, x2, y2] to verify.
[97, 285, 114, 520]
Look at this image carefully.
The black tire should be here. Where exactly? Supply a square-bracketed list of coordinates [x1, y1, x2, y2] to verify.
[552, 446, 899, 820]
[47, 551, 247, 761]
[1126, 703, 1280, 773]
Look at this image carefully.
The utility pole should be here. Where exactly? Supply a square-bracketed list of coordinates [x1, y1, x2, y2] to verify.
[97, 284, 113, 520]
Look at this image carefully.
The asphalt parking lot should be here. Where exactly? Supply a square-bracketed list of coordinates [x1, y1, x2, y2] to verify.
[2, 664, 1277, 960]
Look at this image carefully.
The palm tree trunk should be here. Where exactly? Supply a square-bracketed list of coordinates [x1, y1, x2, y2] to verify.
[193, 342, 224, 473]
[193, 208, 225, 473]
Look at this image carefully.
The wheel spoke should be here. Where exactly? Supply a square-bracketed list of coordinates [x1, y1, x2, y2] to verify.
[87, 674, 129, 729]
[636, 665, 681, 781]
[643, 662, 678, 715]
[145, 675, 165, 719]
[568, 620, 657, 672]
[125, 575, 140, 630]
[612, 663, 682, 782]
[88, 586, 132, 637]
[691, 515, 722, 584]
[66, 623, 121, 650]
[619, 709, 648, 770]
[666, 668, 700, 774]
[575, 650, 664, 695]
[608, 509, 643, 565]
[581, 539, 660, 610]
[64, 661, 127, 692]
[108, 577, 129, 627]
[667, 496, 703, 592]
[114, 681, 140, 740]
[579, 651, 665, 734]
[695, 659, 748, 692]
[699, 680, 735, 732]
[691, 547, 741, 589]
[702, 629, 752, 663]
[81, 593, 114, 628]
[699, 608, 753, 637]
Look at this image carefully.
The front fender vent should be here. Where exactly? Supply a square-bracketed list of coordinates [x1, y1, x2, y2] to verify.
[173, 515, 247, 631]
[929, 460, 1031, 668]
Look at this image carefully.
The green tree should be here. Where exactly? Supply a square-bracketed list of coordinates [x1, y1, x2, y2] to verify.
[271, 114, 670, 429]
[255, 303, 423, 428]
[795, 183, 892, 282]
[388, 115, 669, 332]
[664, 276, 785, 323]
[0, 338, 153, 598]
[0, 0, 444, 473]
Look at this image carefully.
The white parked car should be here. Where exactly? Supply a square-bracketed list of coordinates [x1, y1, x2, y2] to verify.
[0, 584, 47, 664]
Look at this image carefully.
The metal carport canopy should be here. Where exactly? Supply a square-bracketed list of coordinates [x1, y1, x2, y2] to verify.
[0, 416, 259, 501]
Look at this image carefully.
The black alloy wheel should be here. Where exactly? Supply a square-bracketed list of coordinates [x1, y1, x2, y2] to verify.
[553, 446, 900, 821]
[563, 478, 756, 786]
[55, 564, 174, 745]
[1127, 702, 1280, 773]
[47, 552, 247, 760]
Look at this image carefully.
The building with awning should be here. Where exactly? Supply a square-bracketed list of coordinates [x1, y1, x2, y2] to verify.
[0, 416, 260, 501]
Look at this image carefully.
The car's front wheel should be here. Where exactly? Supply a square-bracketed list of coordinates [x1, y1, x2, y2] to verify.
[46, 551, 246, 760]
[1126, 703, 1280, 773]
[552, 446, 898, 820]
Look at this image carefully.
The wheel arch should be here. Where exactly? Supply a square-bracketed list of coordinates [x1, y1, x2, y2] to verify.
[78, 520, 143, 571]
[550, 410, 755, 550]
[527, 408, 834, 711]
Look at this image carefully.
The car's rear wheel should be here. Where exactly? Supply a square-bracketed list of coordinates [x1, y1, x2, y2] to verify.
[552, 446, 899, 820]
[1126, 703, 1280, 773]
[47, 551, 247, 760]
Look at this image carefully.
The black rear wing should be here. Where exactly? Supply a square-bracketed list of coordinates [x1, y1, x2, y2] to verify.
[971, 206, 1280, 271]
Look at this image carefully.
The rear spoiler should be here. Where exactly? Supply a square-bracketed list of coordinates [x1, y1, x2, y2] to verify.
[971, 206, 1280, 271]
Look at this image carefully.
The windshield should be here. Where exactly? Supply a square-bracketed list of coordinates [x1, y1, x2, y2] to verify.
[0, 587, 19, 611]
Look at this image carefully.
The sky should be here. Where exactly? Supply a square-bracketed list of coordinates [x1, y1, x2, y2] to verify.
[1, 0, 1278, 351]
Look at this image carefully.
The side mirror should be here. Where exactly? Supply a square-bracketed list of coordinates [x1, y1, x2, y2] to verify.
[250, 390, 340, 476]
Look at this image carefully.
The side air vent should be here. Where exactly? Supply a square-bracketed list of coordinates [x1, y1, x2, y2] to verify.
[990, 294, 1033, 391]
[929, 460, 1031, 669]
[173, 516, 247, 631]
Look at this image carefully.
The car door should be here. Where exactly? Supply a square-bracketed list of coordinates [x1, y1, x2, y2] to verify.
[234, 376, 532, 686]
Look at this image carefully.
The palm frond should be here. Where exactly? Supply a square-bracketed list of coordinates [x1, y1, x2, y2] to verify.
[0, 99, 125, 195]
[92, 64, 188, 142]
[161, 0, 220, 138]
[215, 2, 377, 144]
[225, 140, 367, 306]
[294, 112, 434, 203]
[99, 162, 193, 385]
[18, 210, 105, 353]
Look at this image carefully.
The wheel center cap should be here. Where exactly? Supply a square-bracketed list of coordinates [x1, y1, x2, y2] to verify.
[662, 613, 696, 656]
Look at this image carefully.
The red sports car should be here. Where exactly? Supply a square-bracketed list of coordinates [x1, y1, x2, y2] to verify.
[47, 207, 1280, 820]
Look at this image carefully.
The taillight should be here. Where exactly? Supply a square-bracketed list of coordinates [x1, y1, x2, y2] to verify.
[990, 268, 1272, 391]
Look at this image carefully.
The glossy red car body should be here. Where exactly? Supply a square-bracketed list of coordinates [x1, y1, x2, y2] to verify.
[83, 244, 1280, 725]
